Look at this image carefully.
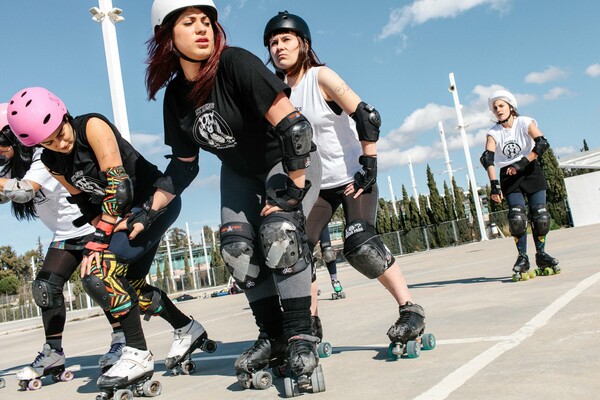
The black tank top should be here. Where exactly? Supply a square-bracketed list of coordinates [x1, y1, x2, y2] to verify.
[41, 113, 162, 208]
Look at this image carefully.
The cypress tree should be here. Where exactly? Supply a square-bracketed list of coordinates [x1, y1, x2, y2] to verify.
[425, 165, 446, 223]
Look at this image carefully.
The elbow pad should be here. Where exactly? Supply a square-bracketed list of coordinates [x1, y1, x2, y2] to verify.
[274, 111, 314, 172]
[533, 136, 550, 157]
[479, 150, 495, 170]
[3, 178, 35, 203]
[102, 166, 134, 216]
[154, 156, 199, 196]
[350, 101, 381, 142]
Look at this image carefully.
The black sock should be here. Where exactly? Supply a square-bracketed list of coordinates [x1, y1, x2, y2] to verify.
[46, 336, 63, 352]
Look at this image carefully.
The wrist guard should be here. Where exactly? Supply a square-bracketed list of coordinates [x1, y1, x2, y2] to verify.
[353, 155, 377, 193]
[126, 197, 166, 232]
[85, 219, 114, 254]
[490, 179, 502, 196]
[511, 157, 530, 172]
[266, 178, 312, 212]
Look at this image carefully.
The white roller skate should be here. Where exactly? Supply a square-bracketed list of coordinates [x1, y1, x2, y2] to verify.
[165, 318, 217, 375]
[16, 344, 73, 391]
[96, 346, 160, 400]
[98, 331, 126, 373]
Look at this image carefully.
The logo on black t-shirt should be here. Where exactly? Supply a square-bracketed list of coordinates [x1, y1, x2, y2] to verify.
[193, 103, 236, 149]
[502, 140, 521, 160]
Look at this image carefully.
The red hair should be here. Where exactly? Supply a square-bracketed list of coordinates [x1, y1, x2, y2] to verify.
[145, 7, 227, 108]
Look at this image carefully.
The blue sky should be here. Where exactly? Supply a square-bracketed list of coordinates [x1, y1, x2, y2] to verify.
[2, 0, 599, 255]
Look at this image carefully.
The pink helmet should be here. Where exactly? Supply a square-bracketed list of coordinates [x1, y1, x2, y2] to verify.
[0, 103, 8, 131]
[7, 87, 67, 147]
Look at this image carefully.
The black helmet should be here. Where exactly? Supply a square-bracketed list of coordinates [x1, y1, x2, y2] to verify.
[263, 11, 311, 47]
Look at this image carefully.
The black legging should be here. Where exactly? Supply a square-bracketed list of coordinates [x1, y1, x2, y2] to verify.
[39, 247, 83, 336]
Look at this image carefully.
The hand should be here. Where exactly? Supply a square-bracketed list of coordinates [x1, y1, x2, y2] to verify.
[508, 157, 530, 175]
[490, 179, 503, 203]
[114, 197, 165, 240]
[82, 220, 113, 276]
[352, 156, 377, 198]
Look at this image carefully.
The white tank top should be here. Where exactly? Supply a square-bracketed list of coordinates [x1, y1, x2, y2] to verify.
[289, 67, 362, 189]
[486, 116, 537, 169]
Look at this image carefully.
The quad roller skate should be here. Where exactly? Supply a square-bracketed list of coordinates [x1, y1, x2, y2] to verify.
[311, 316, 332, 358]
[330, 280, 346, 300]
[99, 331, 126, 373]
[387, 302, 436, 360]
[96, 346, 161, 400]
[512, 253, 536, 282]
[165, 319, 217, 376]
[283, 334, 326, 397]
[535, 252, 561, 276]
[234, 336, 287, 390]
[16, 344, 74, 391]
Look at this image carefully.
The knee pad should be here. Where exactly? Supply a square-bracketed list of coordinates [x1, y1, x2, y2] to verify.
[343, 220, 394, 279]
[82, 252, 137, 318]
[508, 205, 528, 237]
[220, 222, 264, 286]
[259, 211, 311, 275]
[130, 279, 164, 321]
[531, 204, 551, 236]
[321, 246, 336, 264]
[31, 271, 65, 309]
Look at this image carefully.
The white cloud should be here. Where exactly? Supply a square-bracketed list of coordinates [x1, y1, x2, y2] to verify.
[543, 87, 572, 100]
[554, 146, 578, 158]
[524, 66, 568, 84]
[378, 0, 510, 40]
[585, 64, 600, 77]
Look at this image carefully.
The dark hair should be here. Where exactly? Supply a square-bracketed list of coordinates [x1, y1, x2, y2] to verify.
[145, 7, 227, 108]
[266, 31, 324, 79]
[0, 128, 37, 220]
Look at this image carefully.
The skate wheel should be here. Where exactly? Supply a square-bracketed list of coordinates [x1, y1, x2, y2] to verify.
[317, 341, 333, 358]
[554, 266, 561, 274]
[284, 377, 299, 397]
[272, 363, 287, 378]
[142, 379, 162, 397]
[388, 343, 400, 360]
[311, 364, 326, 393]
[406, 340, 421, 358]
[543, 267, 553, 276]
[170, 367, 180, 376]
[202, 339, 218, 353]
[96, 393, 110, 400]
[511, 273, 520, 282]
[331, 293, 336, 300]
[252, 370, 273, 390]
[60, 370, 74, 382]
[528, 270, 537, 279]
[237, 373, 252, 390]
[181, 359, 196, 375]
[521, 272, 530, 281]
[28, 379, 42, 390]
[340, 291, 346, 299]
[421, 333, 436, 350]
[114, 388, 134, 400]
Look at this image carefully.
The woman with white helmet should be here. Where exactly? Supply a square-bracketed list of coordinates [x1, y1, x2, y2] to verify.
[480, 89, 560, 281]
[6, 88, 215, 395]
[146, 0, 323, 392]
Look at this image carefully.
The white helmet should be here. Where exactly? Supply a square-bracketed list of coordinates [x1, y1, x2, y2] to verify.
[488, 89, 517, 111]
[151, 0, 217, 31]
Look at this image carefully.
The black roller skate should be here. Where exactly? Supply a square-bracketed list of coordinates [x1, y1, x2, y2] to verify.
[387, 302, 436, 360]
[165, 319, 217, 376]
[96, 346, 161, 400]
[311, 316, 332, 358]
[535, 252, 561, 276]
[234, 336, 287, 390]
[283, 334, 325, 397]
[330, 280, 346, 300]
[512, 253, 536, 281]
[16, 344, 74, 391]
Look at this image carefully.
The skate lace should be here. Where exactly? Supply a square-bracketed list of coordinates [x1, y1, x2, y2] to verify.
[246, 339, 269, 357]
[31, 351, 47, 367]
[108, 341, 125, 354]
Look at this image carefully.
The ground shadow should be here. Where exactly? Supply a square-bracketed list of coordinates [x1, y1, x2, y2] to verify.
[409, 275, 513, 288]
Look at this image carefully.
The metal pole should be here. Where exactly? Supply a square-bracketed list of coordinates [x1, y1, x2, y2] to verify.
[186, 222, 197, 290]
[438, 121, 455, 194]
[164, 232, 175, 291]
[201, 229, 212, 286]
[448, 72, 488, 241]
[387, 176, 403, 255]
[90, 0, 130, 142]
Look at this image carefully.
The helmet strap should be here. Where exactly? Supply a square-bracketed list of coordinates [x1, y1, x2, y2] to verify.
[173, 46, 203, 63]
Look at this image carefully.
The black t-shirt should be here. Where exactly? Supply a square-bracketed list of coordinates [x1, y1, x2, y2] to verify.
[41, 113, 162, 207]
[163, 46, 290, 175]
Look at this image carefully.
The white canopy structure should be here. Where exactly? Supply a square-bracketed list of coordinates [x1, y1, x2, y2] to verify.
[558, 148, 600, 170]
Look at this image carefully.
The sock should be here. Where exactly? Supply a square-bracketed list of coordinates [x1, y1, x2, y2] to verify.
[46, 336, 63, 352]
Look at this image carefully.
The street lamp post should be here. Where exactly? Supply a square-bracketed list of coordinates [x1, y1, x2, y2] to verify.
[89, 0, 130, 142]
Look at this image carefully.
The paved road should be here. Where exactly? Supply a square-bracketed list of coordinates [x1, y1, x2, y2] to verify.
[1, 224, 599, 399]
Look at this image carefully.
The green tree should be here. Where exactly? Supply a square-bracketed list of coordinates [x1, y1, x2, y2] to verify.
[541, 148, 568, 226]
[425, 165, 446, 223]
[443, 182, 455, 220]
[376, 198, 392, 234]
[0, 274, 19, 295]
[451, 177, 467, 219]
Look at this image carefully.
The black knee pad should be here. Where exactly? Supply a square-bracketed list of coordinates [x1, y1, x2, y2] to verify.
[259, 211, 311, 275]
[32, 271, 65, 309]
[343, 220, 394, 279]
[531, 204, 551, 236]
[508, 204, 528, 237]
[220, 222, 265, 288]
